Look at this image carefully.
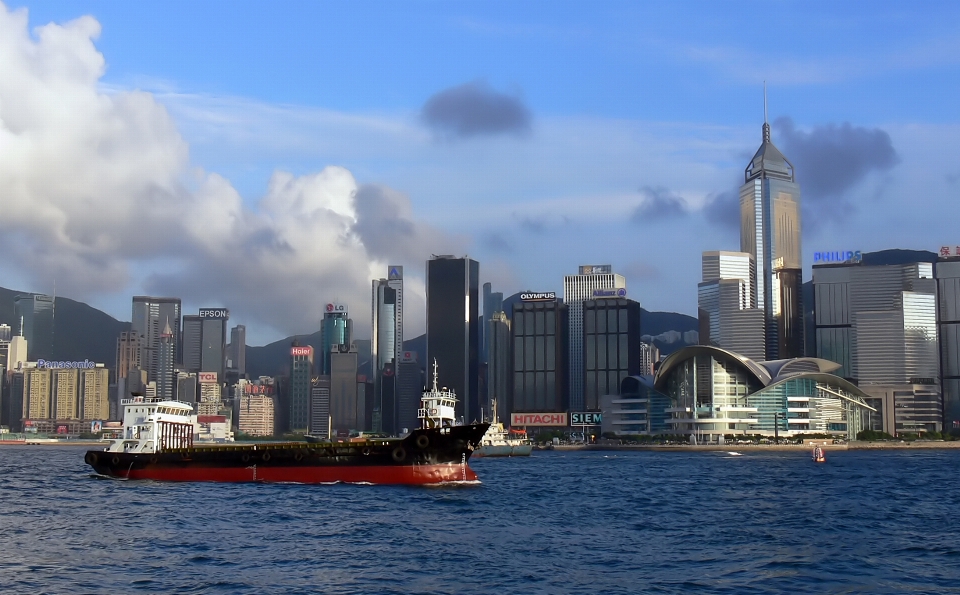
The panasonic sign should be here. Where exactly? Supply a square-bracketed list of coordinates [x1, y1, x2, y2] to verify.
[37, 359, 96, 369]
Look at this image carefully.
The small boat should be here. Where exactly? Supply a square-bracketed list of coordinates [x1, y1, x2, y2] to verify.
[726, 451, 743, 456]
[474, 400, 533, 458]
[812, 445, 826, 463]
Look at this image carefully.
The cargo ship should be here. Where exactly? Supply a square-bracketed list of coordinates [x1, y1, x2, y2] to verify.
[85, 369, 487, 485]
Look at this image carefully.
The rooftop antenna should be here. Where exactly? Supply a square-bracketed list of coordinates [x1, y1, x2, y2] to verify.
[763, 80, 768, 124]
[19, 315, 24, 337]
[762, 81, 771, 142]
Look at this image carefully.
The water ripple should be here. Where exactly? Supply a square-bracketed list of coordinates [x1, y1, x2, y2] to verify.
[2, 446, 960, 593]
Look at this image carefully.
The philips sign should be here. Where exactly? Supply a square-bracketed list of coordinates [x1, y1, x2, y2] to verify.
[813, 251, 862, 264]
[520, 292, 556, 301]
[592, 288, 627, 299]
[199, 308, 229, 318]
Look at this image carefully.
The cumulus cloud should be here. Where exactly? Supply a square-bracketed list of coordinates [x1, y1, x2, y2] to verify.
[421, 80, 531, 139]
[631, 186, 688, 223]
[0, 5, 454, 340]
[773, 117, 900, 203]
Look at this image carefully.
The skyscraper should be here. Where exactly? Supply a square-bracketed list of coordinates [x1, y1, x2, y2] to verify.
[131, 297, 181, 379]
[510, 295, 568, 417]
[487, 311, 510, 423]
[582, 298, 640, 410]
[229, 325, 246, 375]
[329, 343, 359, 433]
[698, 251, 765, 360]
[199, 308, 228, 378]
[563, 265, 626, 412]
[181, 315, 203, 373]
[372, 267, 403, 431]
[396, 351, 423, 433]
[157, 319, 176, 399]
[739, 99, 803, 360]
[937, 255, 960, 431]
[14, 294, 54, 360]
[814, 260, 941, 434]
[320, 304, 351, 376]
[289, 344, 314, 433]
[426, 255, 480, 422]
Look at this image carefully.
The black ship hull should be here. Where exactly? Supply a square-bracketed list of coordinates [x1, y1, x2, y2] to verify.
[84, 424, 488, 484]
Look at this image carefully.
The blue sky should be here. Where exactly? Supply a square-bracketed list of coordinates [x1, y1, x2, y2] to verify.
[2, 1, 959, 345]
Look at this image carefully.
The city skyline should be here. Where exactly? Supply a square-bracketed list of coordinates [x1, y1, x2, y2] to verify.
[1, 1, 958, 346]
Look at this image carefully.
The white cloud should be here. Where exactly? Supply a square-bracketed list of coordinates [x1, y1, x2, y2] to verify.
[0, 4, 451, 344]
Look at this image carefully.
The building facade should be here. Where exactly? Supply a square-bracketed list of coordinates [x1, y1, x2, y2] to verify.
[739, 114, 803, 360]
[582, 298, 640, 410]
[563, 265, 626, 412]
[813, 260, 941, 433]
[14, 294, 55, 361]
[329, 344, 359, 433]
[309, 376, 331, 438]
[181, 315, 203, 373]
[426, 255, 480, 422]
[510, 295, 568, 418]
[239, 392, 275, 437]
[698, 251, 765, 360]
[229, 325, 246, 375]
[131, 296, 181, 378]
[937, 257, 960, 431]
[487, 311, 511, 423]
[320, 304, 351, 376]
[288, 345, 314, 433]
[372, 267, 403, 432]
[396, 351, 423, 433]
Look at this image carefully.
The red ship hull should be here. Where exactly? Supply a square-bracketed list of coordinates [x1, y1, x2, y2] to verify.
[85, 424, 488, 485]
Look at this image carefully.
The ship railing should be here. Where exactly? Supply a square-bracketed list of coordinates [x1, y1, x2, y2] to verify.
[121, 396, 193, 406]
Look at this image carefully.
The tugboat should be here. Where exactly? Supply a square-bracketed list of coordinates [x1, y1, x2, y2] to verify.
[474, 400, 533, 458]
[84, 389, 488, 485]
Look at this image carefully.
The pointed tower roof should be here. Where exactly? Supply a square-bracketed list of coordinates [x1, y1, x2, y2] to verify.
[161, 317, 173, 338]
[744, 87, 794, 183]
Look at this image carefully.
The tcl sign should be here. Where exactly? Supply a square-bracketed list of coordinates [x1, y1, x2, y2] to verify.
[326, 303, 347, 313]
[198, 372, 218, 384]
[510, 412, 568, 426]
[291, 346, 313, 357]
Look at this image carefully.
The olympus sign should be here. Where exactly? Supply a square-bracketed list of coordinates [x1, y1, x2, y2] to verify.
[520, 292, 556, 301]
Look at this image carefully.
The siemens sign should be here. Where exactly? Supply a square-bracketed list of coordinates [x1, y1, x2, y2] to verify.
[520, 292, 556, 301]
[813, 251, 862, 264]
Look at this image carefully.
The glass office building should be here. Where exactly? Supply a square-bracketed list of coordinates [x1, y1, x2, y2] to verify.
[426, 256, 480, 422]
[510, 297, 567, 417]
[739, 118, 803, 360]
[582, 298, 640, 410]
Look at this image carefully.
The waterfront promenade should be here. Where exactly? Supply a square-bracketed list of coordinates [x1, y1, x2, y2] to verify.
[547, 440, 960, 452]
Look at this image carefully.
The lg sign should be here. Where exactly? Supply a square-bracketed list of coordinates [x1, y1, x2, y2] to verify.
[326, 303, 347, 313]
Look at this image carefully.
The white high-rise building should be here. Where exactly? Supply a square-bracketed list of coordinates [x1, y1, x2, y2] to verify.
[563, 265, 626, 412]
[698, 251, 765, 360]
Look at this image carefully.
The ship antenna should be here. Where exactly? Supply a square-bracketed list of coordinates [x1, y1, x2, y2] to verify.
[432, 358, 438, 392]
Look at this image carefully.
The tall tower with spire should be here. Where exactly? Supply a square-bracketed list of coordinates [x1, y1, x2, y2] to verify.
[157, 318, 176, 399]
[739, 87, 804, 360]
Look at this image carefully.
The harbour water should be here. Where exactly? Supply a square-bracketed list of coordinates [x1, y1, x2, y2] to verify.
[2, 445, 960, 594]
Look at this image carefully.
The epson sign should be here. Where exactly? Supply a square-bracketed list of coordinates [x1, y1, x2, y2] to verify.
[520, 292, 556, 301]
[813, 251, 862, 264]
[199, 308, 229, 318]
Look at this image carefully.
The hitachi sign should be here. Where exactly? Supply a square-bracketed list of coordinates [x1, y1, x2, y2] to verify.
[510, 412, 568, 426]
